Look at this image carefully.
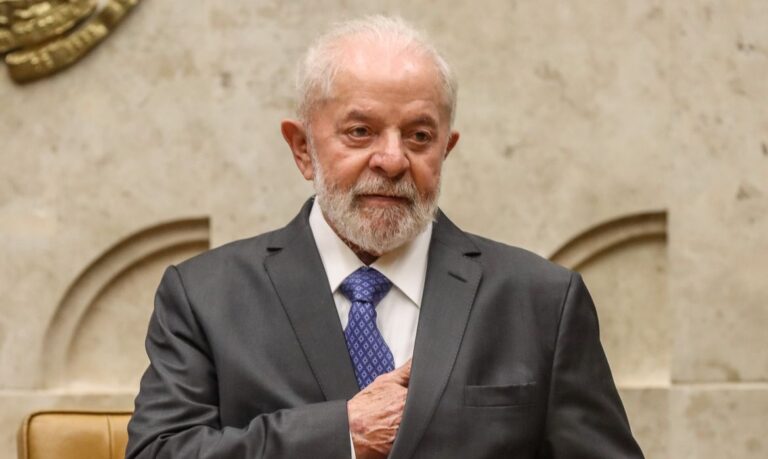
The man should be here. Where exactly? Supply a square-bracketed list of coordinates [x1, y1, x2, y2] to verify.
[126, 15, 644, 459]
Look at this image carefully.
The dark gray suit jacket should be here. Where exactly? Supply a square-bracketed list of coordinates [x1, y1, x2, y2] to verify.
[126, 199, 644, 458]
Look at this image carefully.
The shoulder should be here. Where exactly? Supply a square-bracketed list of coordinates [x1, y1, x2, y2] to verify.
[167, 227, 289, 296]
[459, 233, 583, 337]
[174, 200, 313, 281]
[465, 233, 573, 283]
[431, 210, 575, 289]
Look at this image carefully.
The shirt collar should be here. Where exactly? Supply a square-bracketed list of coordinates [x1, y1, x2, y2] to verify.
[308, 199, 432, 306]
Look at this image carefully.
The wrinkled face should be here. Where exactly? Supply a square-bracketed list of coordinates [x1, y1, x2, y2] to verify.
[303, 42, 459, 255]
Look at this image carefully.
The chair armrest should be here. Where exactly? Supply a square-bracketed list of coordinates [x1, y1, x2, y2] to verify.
[18, 411, 132, 459]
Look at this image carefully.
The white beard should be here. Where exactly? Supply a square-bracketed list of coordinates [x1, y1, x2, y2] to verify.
[311, 152, 440, 256]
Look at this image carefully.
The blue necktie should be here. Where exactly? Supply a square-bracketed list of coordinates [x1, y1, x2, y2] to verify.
[340, 266, 395, 389]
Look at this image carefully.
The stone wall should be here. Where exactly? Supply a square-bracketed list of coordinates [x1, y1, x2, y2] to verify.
[1, 1, 766, 457]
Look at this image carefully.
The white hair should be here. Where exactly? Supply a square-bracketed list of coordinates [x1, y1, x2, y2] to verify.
[296, 15, 458, 125]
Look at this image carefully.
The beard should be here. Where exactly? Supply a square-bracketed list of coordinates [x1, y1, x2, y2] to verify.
[311, 153, 440, 256]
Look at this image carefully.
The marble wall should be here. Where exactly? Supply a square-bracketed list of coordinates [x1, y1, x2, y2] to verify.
[1, 1, 766, 457]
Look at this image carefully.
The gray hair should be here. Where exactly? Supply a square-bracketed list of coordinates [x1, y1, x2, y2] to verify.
[296, 15, 458, 126]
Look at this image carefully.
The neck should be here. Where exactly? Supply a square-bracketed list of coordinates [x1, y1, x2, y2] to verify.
[338, 233, 380, 265]
[352, 247, 379, 265]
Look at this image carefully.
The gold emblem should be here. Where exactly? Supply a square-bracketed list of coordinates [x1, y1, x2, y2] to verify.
[0, 0, 140, 83]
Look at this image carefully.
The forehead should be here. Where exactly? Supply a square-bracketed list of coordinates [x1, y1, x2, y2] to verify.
[318, 40, 448, 121]
[336, 38, 436, 80]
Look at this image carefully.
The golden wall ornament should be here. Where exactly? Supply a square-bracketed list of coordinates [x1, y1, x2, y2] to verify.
[0, 0, 141, 83]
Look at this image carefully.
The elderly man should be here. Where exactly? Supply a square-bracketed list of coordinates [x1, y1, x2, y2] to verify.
[126, 15, 644, 459]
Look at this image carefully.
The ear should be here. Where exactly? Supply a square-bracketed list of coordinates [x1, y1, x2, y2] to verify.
[281, 119, 314, 180]
[444, 130, 460, 159]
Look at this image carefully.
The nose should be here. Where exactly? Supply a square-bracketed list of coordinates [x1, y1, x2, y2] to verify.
[369, 131, 409, 178]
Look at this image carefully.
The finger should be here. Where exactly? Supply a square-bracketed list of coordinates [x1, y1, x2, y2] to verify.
[391, 359, 412, 385]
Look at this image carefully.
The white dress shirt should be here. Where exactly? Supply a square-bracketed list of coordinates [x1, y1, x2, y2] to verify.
[308, 201, 432, 458]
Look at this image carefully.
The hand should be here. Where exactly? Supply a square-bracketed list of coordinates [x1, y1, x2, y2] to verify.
[347, 360, 412, 459]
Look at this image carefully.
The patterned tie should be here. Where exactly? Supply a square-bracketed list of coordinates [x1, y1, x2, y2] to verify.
[340, 266, 395, 389]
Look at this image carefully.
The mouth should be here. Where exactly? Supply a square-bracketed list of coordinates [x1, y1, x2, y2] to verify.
[357, 193, 411, 206]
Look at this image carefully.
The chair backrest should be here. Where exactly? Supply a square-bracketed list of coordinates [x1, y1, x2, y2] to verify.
[17, 411, 132, 459]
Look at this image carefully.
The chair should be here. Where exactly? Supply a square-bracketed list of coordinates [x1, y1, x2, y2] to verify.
[17, 411, 132, 459]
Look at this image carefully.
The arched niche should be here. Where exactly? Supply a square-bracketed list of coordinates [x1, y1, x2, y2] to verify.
[43, 218, 210, 390]
[550, 211, 669, 387]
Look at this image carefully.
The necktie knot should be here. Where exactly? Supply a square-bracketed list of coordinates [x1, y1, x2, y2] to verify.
[339, 267, 392, 306]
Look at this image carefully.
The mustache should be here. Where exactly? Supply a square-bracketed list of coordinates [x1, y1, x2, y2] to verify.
[351, 175, 418, 201]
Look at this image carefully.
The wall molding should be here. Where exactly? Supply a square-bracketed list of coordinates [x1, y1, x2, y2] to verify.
[42, 218, 210, 388]
[549, 211, 667, 270]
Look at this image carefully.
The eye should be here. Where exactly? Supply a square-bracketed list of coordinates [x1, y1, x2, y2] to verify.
[411, 130, 432, 144]
[347, 126, 372, 138]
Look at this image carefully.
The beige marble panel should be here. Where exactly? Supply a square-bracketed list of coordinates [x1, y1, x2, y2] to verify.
[580, 235, 669, 386]
[666, 1, 768, 383]
[670, 384, 768, 459]
[620, 387, 669, 459]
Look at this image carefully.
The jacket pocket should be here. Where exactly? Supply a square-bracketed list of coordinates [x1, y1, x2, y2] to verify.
[463, 382, 538, 407]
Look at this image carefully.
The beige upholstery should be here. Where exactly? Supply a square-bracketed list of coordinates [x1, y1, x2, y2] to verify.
[17, 412, 132, 459]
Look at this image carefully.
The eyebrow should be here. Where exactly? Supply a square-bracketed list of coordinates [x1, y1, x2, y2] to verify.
[339, 110, 439, 129]
[341, 110, 375, 123]
[407, 115, 438, 130]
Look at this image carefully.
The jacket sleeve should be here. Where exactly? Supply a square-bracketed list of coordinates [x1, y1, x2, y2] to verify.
[538, 273, 645, 459]
[125, 266, 352, 459]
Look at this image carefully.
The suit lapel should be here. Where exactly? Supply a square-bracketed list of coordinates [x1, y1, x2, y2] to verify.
[263, 200, 360, 401]
[390, 211, 483, 459]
